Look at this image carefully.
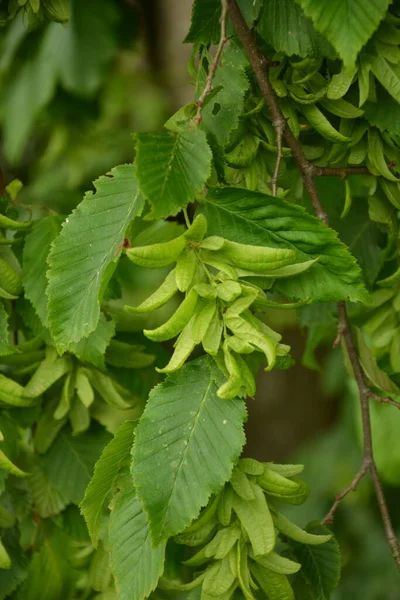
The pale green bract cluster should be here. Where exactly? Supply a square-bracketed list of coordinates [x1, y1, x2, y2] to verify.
[125, 214, 315, 399]
[161, 458, 333, 600]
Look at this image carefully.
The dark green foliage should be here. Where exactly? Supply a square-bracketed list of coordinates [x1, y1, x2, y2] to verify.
[0, 1, 399, 598]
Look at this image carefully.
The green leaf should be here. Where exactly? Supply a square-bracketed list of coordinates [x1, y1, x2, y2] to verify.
[295, 0, 389, 66]
[16, 523, 73, 600]
[42, 428, 112, 505]
[0, 302, 14, 356]
[289, 524, 341, 600]
[105, 340, 155, 369]
[201, 188, 368, 302]
[136, 128, 212, 219]
[331, 196, 385, 289]
[258, 0, 335, 58]
[367, 400, 400, 486]
[53, 0, 119, 96]
[0, 374, 35, 407]
[0, 532, 28, 600]
[364, 88, 400, 135]
[81, 420, 136, 546]
[184, 0, 221, 44]
[131, 356, 247, 544]
[369, 54, 400, 104]
[0, 449, 27, 477]
[29, 462, 68, 518]
[23, 347, 72, 398]
[232, 483, 275, 556]
[185, 0, 261, 44]
[3, 26, 58, 163]
[47, 164, 144, 351]
[109, 486, 166, 600]
[196, 42, 250, 148]
[22, 215, 63, 327]
[251, 562, 294, 600]
[67, 314, 115, 369]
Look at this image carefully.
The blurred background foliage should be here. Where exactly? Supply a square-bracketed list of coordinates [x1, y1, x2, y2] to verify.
[0, 0, 398, 597]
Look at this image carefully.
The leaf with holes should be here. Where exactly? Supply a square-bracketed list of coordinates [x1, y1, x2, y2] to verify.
[196, 42, 250, 148]
[131, 356, 247, 544]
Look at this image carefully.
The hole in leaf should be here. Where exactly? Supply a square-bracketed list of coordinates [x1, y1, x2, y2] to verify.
[212, 103, 221, 115]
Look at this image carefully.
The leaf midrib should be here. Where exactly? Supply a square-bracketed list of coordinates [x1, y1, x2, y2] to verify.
[158, 376, 213, 539]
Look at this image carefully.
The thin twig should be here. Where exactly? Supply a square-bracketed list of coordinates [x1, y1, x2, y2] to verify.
[271, 118, 284, 196]
[333, 300, 346, 348]
[313, 166, 370, 178]
[368, 392, 400, 409]
[194, 0, 228, 127]
[227, 0, 400, 570]
[322, 457, 372, 524]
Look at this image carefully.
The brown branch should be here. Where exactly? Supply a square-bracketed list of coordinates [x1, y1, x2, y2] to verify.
[227, 0, 400, 571]
[226, 0, 329, 225]
[322, 457, 371, 525]
[194, 0, 228, 127]
[368, 392, 400, 409]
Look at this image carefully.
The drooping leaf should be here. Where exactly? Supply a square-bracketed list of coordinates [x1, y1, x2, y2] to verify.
[289, 524, 341, 600]
[201, 187, 368, 302]
[47, 164, 143, 351]
[131, 356, 247, 544]
[135, 128, 212, 219]
[109, 486, 166, 600]
[295, 0, 389, 66]
[67, 313, 115, 369]
[258, 0, 336, 58]
[42, 428, 112, 505]
[22, 215, 63, 327]
[52, 0, 119, 96]
[81, 420, 137, 546]
[2, 26, 58, 163]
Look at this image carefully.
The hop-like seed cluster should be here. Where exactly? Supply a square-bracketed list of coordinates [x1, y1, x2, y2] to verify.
[125, 214, 316, 399]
